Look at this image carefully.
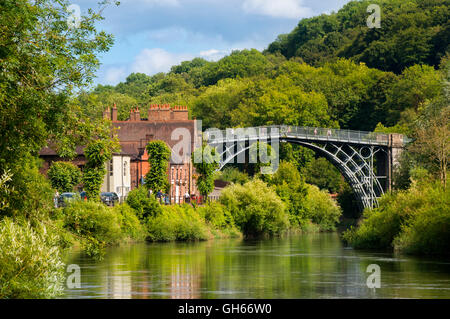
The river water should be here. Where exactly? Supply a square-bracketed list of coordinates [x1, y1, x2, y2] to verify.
[63, 233, 450, 299]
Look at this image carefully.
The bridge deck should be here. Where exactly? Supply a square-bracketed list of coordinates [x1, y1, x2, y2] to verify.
[206, 125, 403, 146]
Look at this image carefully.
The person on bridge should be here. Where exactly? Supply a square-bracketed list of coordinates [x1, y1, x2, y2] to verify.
[314, 128, 318, 135]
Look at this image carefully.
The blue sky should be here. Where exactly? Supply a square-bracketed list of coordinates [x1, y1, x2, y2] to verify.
[75, 0, 351, 86]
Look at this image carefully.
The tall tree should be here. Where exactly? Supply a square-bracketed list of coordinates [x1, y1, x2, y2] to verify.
[83, 138, 119, 200]
[0, 0, 118, 206]
[192, 144, 220, 200]
[145, 141, 171, 193]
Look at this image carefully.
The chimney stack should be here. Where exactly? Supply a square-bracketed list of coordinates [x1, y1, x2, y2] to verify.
[103, 107, 111, 120]
[111, 103, 118, 121]
[135, 107, 141, 121]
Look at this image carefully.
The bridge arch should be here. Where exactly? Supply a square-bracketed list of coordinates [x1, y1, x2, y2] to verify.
[206, 125, 408, 210]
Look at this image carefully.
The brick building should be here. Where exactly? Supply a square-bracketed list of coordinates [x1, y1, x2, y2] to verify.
[40, 104, 199, 202]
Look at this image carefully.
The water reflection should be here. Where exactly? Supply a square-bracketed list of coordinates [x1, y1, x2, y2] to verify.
[63, 233, 450, 299]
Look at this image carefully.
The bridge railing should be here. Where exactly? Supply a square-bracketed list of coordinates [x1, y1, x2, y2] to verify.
[205, 125, 390, 146]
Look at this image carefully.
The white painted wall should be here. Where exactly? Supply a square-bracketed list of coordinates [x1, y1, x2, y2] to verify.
[101, 155, 131, 201]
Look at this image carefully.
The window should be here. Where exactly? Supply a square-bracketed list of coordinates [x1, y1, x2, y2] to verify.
[109, 159, 113, 176]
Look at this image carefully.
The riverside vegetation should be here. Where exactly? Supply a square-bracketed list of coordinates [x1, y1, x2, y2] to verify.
[0, 0, 448, 299]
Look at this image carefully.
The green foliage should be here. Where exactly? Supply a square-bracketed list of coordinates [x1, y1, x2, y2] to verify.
[337, 183, 360, 219]
[198, 202, 241, 238]
[343, 181, 449, 255]
[385, 64, 443, 125]
[266, 0, 449, 73]
[195, 49, 275, 87]
[215, 167, 249, 185]
[82, 167, 105, 202]
[113, 203, 146, 241]
[192, 144, 220, 197]
[63, 201, 123, 253]
[126, 186, 162, 220]
[233, 75, 334, 128]
[84, 140, 114, 168]
[0, 0, 116, 191]
[192, 78, 249, 129]
[220, 179, 289, 237]
[4, 156, 54, 220]
[0, 170, 12, 212]
[0, 218, 65, 298]
[47, 161, 82, 193]
[145, 205, 210, 241]
[145, 140, 171, 192]
[171, 58, 209, 74]
[267, 161, 342, 231]
[267, 161, 308, 227]
[302, 157, 345, 193]
[83, 139, 119, 200]
[303, 185, 342, 231]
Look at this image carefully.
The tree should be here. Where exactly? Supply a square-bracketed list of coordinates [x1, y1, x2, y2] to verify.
[385, 64, 442, 125]
[192, 144, 220, 199]
[302, 157, 345, 193]
[220, 179, 289, 237]
[267, 161, 308, 227]
[266, 0, 449, 73]
[145, 141, 171, 193]
[83, 138, 119, 200]
[47, 162, 82, 193]
[0, 0, 118, 210]
[411, 104, 449, 188]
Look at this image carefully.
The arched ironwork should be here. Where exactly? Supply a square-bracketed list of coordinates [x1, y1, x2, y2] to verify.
[205, 125, 406, 210]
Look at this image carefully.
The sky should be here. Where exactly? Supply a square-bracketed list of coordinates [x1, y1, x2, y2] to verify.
[75, 0, 351, 86]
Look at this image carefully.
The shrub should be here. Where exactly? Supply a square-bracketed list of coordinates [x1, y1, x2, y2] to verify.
[219, 179, 289, 237]
[63, 201, 122, 247]
[146, 205, 209, 241]
[47, 161, 82, 193]
[126, 186, 161, 220]
[0, 218, 65, 298]
[304, 185, 341, 231]
[113, 203, 146, 241]
[215, 167, 249, 185]
[268, 161, 309, 227]
[5, 157, 54, 220]
[342, 192, 408, 250]
[82, 167, 105, 201]
[393, 184, 450, 255]
[198, 202, 241, 238]
[343, 182, 449, 254]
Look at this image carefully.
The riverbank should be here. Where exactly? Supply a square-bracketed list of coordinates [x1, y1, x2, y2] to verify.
[342, 181, 450, 256]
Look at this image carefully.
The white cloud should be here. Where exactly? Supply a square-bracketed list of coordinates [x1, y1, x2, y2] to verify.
[131, 48, 194, 75]
[242, 0, 312, 19]
[199, 49, 229, 61]
[104, 66, 127, 85]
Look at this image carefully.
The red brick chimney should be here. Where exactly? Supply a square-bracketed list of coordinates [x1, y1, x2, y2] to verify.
[135, 107, 141, 121]
[111, 103, 118, 121]
[103, 107, 111, 120]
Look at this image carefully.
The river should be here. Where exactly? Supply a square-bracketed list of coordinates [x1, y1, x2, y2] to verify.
[63, 233, 450, 299]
